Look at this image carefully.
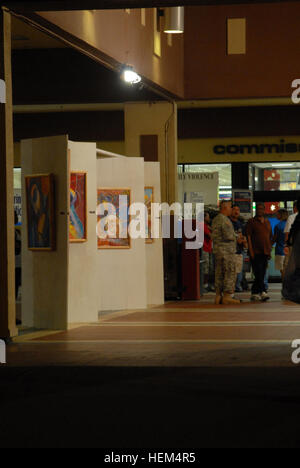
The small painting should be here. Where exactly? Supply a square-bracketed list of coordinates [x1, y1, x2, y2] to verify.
[69, 172, 87, 242]
[97, 188, 131, 249]
[25, 174, 55, 251]
[145, 186, 154, 244]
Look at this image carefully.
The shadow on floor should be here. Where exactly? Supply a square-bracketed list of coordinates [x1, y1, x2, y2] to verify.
[1, 366, 300, 448]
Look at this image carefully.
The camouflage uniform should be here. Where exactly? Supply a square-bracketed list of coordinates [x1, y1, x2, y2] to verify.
[212, 213, 237, 294]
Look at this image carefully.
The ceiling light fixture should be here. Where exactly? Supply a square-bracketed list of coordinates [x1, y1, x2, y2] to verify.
[163, 7, 184, 34]
[121, 65, 141, 85]
[271, 163, 294, 167]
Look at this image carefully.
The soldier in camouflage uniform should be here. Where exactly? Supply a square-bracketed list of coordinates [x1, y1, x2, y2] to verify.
[212, 201, 240, 305]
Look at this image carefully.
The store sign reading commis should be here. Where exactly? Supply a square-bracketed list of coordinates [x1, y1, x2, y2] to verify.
[0, 79, 6, 103]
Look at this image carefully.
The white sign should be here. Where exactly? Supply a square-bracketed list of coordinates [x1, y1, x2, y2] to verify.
[0, 79, 6, 104]
[0, 339, 6, 364]
[178, 172, 219, 207]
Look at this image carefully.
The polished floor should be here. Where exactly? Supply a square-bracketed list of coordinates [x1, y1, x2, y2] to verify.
[8, 285, 300, 367]
[2, 286, 300, 448]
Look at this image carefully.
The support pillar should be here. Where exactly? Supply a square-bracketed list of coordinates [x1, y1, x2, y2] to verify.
[0, 9, 17, 339]
[124, 101, 178, 204]
[232, 162, 249, 190]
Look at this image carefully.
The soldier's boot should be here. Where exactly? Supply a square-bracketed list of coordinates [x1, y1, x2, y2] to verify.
[222, 293, 241, 305]
[215, 293, 222, 305]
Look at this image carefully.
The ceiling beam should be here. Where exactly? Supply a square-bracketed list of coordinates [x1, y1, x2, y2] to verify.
[4, 0, 300, 12]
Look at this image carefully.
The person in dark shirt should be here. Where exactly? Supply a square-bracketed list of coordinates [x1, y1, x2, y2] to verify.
[246, 203, 272, 302]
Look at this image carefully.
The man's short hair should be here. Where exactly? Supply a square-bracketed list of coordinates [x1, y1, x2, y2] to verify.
[232, 204, 240, 210]
[256, 202, 265, 209]
[296, 198, 300, 212]
[220, 200, 231, 209]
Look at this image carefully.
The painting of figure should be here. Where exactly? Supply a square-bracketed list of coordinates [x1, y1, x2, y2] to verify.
[69, 172, 87, 242]
[97, 188, 130, 249]
[145, 186, 154, 244]
[25, 174, 55, 251]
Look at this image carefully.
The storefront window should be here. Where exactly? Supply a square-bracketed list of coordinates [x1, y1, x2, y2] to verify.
[250, 162, 300, 192]
[250, 162, 300, 215]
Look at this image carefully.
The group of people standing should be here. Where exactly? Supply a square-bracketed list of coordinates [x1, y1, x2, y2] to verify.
[203, 198, 300, 305]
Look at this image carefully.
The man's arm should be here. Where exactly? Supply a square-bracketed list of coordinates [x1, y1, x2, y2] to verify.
[247, 235, 254, 259]
[246, 221, 254, 259]
[221, 220, 236, 242]
[284, 216, 292, 242]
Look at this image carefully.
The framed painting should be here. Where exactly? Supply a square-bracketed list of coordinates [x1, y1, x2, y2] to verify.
[145, 186, 154, 244]
[25, 173, 55, 251]
[97, 188, 131, 249]
[69, 172, 87, 243]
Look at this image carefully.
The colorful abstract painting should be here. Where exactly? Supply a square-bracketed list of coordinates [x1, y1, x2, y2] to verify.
[25, 174, 55, 251]
[69, 172, 87, 242]
[145, 186, 154, 244]
[97, 188, 131, 249]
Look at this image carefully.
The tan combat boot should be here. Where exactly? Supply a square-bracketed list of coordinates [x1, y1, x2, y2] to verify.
[222, 293, 241, 305]
[215, 293, 222, 305]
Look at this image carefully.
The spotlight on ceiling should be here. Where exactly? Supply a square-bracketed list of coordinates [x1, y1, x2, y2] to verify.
[163, 7, 184, 34]
[121, 65, 141, 85]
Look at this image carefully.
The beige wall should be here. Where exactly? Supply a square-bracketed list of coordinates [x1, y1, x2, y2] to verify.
[21, 135, 69, 329]
[97, 140, 125, 156]
[125, 101, 178, 204]
[38, 9, 184, 98]
[68, 141, 98, 323]
[185, 3, 300, 99]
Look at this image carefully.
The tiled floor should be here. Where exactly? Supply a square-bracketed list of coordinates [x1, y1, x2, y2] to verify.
[6, 285, 300, 367]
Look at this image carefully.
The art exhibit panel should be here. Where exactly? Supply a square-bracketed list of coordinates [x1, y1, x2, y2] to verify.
[68, 141, 98, 324]
[97, 157, 147, 311]
[144, 162, 164, 306]
[21, 136, 69, 330]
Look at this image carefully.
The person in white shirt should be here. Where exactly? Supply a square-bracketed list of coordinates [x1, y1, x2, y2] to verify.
[284, 201, 298, 238]
[283, 200, 299, 274]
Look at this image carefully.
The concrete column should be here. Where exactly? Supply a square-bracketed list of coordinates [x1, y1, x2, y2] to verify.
[0, 9, 17, 339]
[124, 101, 178, 204]
[232, 162, 249, 190]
